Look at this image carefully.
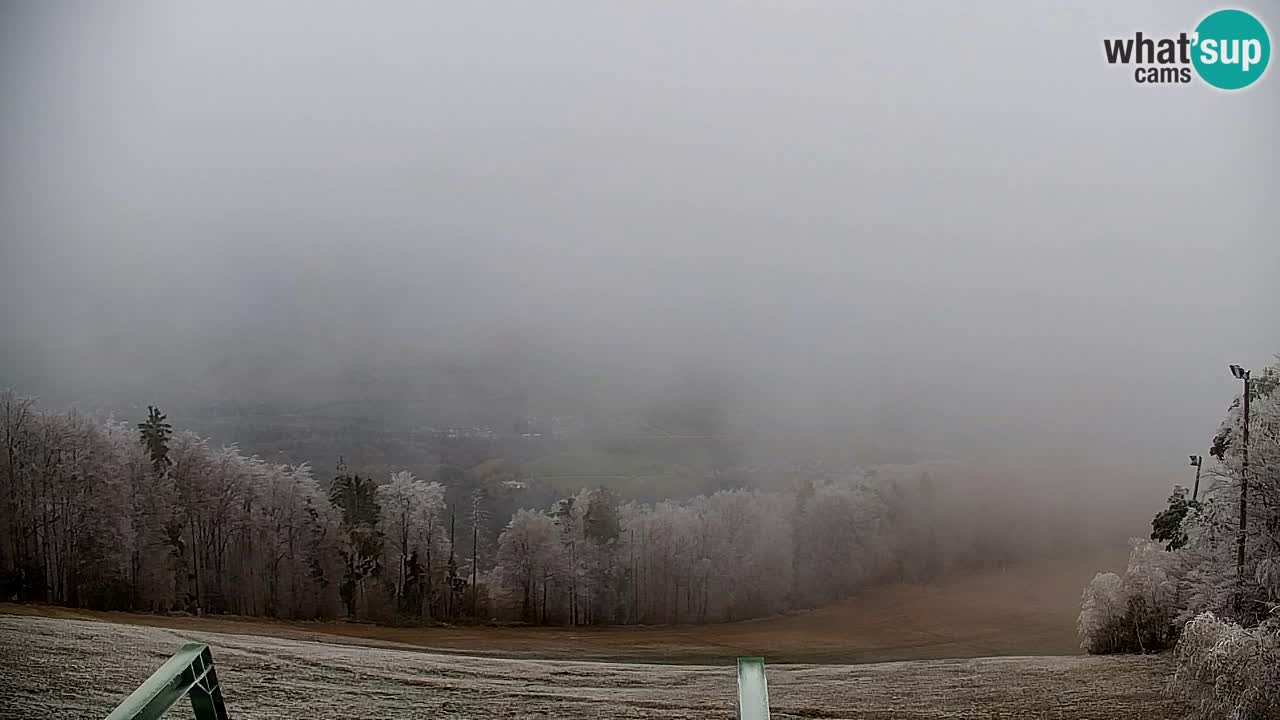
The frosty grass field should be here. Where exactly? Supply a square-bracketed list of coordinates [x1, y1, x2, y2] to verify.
[1, 614, 1179, 719]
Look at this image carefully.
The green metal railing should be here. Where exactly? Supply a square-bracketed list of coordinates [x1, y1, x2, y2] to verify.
[107, 642, 767, 720]
[736, 656, 770, 720]
[105, 643, 228, 720]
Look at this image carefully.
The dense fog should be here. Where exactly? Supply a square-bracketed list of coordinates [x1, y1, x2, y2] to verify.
[3, 2, 1277, 474]
[2, 1, 1279, 623]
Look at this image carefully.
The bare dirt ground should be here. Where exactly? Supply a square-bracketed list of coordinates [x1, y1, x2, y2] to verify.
[0, 615, 1179, 719]
[0, 555, 1118, 665]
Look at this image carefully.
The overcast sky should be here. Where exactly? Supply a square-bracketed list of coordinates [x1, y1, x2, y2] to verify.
[1, 2, 1277, 475]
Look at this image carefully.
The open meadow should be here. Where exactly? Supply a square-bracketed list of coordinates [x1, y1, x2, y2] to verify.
[0, 557, 1184, 719]
[0, 615, 1179, 720]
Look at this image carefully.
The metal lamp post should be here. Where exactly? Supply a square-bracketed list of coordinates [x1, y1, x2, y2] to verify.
[1229, 364, 1251, 605]
[1189, 454, 1202, 502]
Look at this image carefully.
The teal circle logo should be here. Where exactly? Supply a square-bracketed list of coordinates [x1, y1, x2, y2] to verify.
[1192, 9, 1270, 90]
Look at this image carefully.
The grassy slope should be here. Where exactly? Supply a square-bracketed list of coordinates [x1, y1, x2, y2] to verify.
[0, 614, 1181, 720]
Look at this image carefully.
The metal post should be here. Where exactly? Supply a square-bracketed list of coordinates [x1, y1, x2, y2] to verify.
[1238, 373, 1250, 598]
[1191, 455, 1202, 503]
[736, 657, 770, 720]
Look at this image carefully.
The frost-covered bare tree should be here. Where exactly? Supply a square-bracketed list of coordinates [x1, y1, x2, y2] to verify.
[1169, 612, 1280, 720]
[482, 463, 1086, 626]
[258, 462, 341, 618]
[377, 470, 446, 617]
[493, 508, 564, 622]
[0, 396, 342, 618]
[116, 418, 173, 610]
[1082, 362, 1280, 644]
[1078, 540, 1180, 654]
[1165, 363, 1280, 626]
[690, 489, 793, 621]
[0, 402, 132, 607]
[552, 495, 581, 624]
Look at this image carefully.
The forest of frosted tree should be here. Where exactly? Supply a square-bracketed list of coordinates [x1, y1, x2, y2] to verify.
[0, 388, 1126, 626]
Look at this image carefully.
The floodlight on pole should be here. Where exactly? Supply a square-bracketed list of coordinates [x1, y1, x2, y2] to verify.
[1229, 364, 1251, 610]
[1189, 454, 1202, 502]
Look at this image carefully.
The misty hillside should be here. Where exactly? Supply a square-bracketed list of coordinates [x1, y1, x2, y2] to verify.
[3, 2, 1277, 490]
[3, 4, 1279, 719]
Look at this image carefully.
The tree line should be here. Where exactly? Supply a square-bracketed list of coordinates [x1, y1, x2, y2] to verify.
[1078, 361, 1280, 718]
[1, 388, 1111, 624]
